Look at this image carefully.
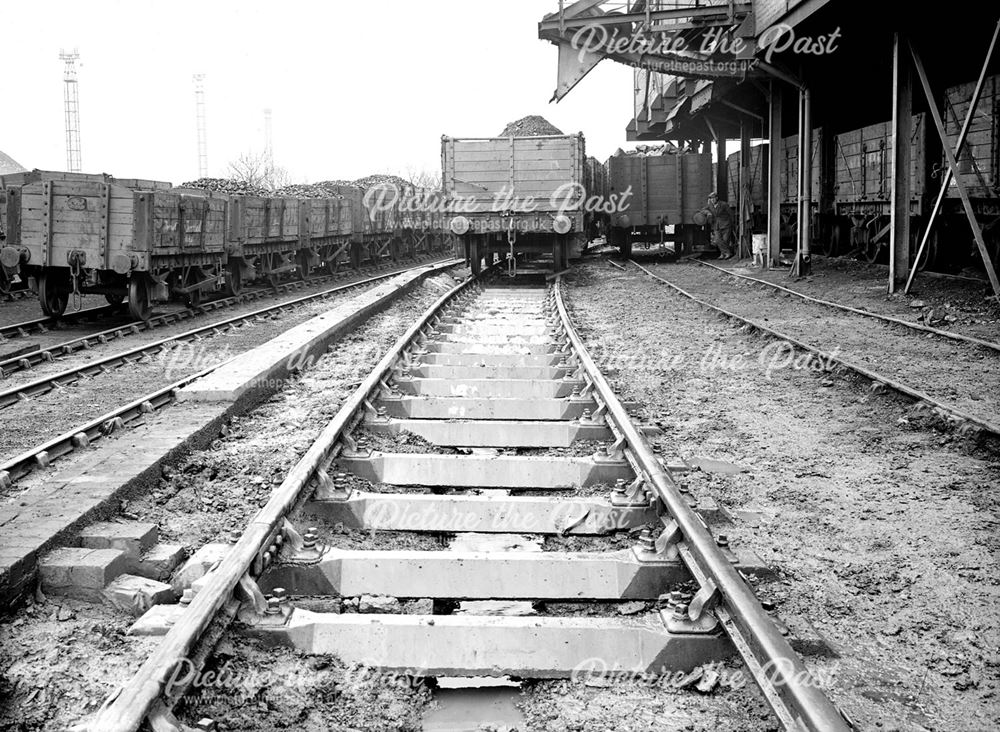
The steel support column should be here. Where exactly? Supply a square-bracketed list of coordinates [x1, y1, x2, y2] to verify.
[739, 119, 752, 259]
[716, 136, 728, 201]
[767, 81, 783, 268]
[792, 87, 812, 277]
[889, 32, 912, 292]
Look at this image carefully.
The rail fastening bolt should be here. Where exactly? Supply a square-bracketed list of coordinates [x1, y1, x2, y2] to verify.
[672, 603, 689, 620]
[180, 588, 195, 606]
[303, 532, 318, 548]
[637, 527, 655, 552]
[265, 597, 282, 615]
[717, 534, 730, 548]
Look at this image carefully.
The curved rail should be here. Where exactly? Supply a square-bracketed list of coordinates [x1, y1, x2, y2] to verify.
[630, 260, 1000, 438]
[0, 259, 456, 409]
[86, 267, 480, 732]
[553, 277, 851, 732]
[692, 259, 1000, 354]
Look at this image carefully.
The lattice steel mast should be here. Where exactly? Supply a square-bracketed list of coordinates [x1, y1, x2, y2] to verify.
[59, 49, 82, 172]
[193, 74, 208, 177]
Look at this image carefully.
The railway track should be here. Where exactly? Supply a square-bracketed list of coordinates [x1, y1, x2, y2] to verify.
[0, 258, 462, 490]
[0, 254, 440, 373]
[85, 264, 850, 732]
[630, 260, 1000, 438]
[0, 258, 453, 409]
[693, 258, 1000, 354]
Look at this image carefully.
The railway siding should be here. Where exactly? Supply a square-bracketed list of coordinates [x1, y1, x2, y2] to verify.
[0, 261, 461, 609]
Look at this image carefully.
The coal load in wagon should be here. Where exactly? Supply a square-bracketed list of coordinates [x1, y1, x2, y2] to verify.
[180, 177, 271, 196]
[498, 116, 564, 137]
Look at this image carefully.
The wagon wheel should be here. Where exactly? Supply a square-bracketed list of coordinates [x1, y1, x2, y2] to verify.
[184, 269, 203, 308]
[38, 272, 68, 317]
[862, 235, 882, 264]
[128, 276, 152, 321]
[469, 237, 482, 276]
[296, 250, 312, 281]
[619, 236, 632, 259]
[822, 223, 843, 257]
[913, 228, 938, 272]
[224, 263, 243, 296]
[552, 239, 566, 272]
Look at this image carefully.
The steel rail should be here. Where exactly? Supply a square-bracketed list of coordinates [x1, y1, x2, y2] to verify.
[0, 358, 237, 491]
[0, 254, 441, 370]
[1, 304, 118, 341]
[552, 277, 851, 732]
[86, 268, 482, 732]
[692, 259, 1000, 354]
[0, 258, 462, 487]
[0, 258, 458, 410]
[630, 260, 1000, 438]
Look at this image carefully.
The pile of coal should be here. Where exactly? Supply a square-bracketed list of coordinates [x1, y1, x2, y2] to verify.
[180, 177, 270, 195]
[274, 182, 356, 198]
[352, 174, 410, 191]
[499, 116, 564, 137]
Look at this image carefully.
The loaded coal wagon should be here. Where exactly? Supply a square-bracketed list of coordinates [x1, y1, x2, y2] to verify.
[606, 146, 713, 258]
[829, 114, 931, 265]
[0, 171, 233, 319]
[441, 132, 591, 274]
[940, 73, 1000, 272]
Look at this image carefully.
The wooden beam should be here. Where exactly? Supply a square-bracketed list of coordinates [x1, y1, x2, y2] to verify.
[889, 32, 912, 292]
[905, 17, 1000, 294]
[767, 81, 783, 268]
[908, 39, 1000, 298]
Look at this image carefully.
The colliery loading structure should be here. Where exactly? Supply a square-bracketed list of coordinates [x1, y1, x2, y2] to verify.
[539, 0, 1000, 297]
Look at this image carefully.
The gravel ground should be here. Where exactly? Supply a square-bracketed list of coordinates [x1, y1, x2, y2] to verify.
[0, 270, 464, 731]
[0, 263, 453, 470]
[563, 261, 1000, 731]
[636, 261, 1000, 430]
[0, 292, 50, 325]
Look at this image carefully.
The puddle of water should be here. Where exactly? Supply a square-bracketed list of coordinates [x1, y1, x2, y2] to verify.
[688, 456, 750, 474]
[422, 686, 526, 732]
[448, 533, 542, 552]
[454, 600, 536, 616]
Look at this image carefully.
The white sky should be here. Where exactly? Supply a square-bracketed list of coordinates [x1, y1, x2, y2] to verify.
[3, 0, 640, 185]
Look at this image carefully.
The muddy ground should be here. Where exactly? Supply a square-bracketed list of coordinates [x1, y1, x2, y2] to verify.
[563, 260, 1000, 732]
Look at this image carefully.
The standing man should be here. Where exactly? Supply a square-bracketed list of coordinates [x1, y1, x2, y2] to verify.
[706, 192, 734, 259]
